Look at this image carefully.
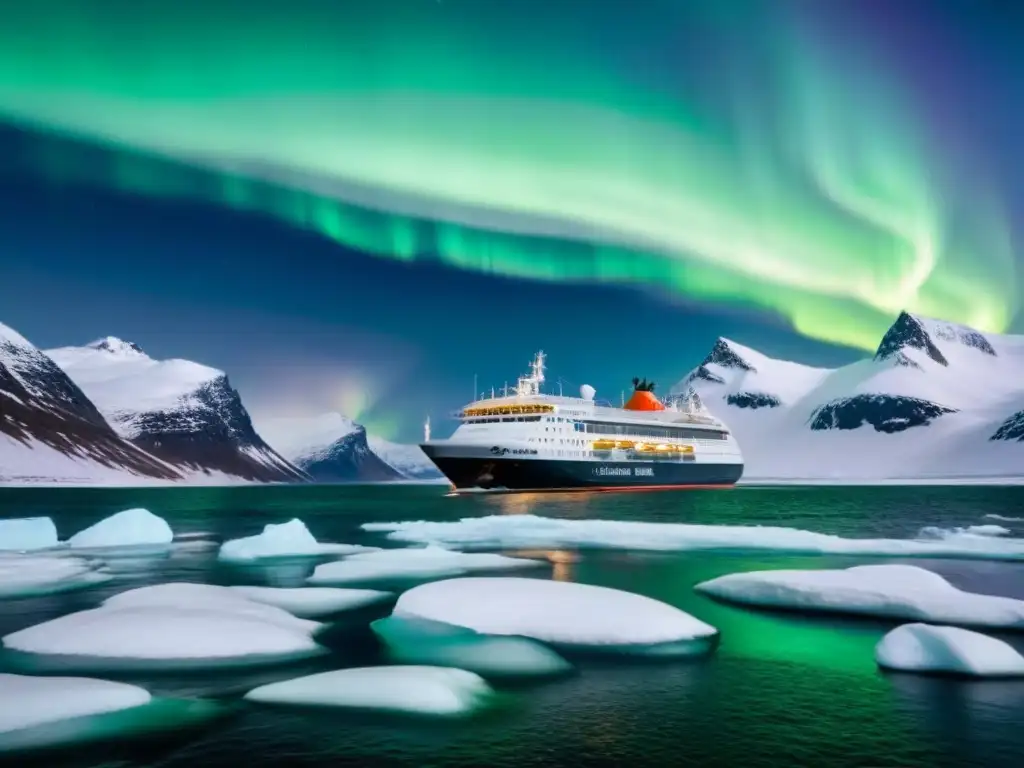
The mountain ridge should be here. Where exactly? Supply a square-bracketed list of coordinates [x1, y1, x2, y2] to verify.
[46, 337, 307, 483]
[674, 311, 1024, 479]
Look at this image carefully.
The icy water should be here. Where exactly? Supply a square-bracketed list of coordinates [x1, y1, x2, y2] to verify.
[2, 483, 1024, 768]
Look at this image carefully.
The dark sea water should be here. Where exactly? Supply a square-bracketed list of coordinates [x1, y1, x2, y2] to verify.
[1, 483, 1024, 768]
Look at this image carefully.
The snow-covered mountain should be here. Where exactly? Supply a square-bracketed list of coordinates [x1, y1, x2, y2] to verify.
[47, 338, 307, 483]
[672, 312, 1024, 480]
[367, 436, 444, 481]
[258, 412, 441, 482]
[0, 323, 182, 484]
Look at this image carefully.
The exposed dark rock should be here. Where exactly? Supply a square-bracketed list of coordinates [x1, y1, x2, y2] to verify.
[990, 410, 1024, 442]
[0, 334, 180, 480]
[726, 392, 781, 409]
[874, 312, 949, 367]
[808, 394, 957, 434]
[117, 374, 308, 483]
[293, 425, 403, 482]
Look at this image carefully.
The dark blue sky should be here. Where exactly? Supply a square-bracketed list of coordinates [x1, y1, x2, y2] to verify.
[0, 149, 861, 441]
[1, 0, 1021, 442]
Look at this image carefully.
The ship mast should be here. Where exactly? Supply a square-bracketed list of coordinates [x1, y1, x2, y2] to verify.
[423, 415, 431, 442]
[515, 350, 546, 397]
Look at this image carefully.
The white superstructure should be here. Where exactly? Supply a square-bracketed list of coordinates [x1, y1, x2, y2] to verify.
[420, 352, 744, 491]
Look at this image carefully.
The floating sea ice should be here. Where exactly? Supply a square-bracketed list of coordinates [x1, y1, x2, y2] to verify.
[0, 673, 151, 734]
[102, 583, 320, 633]
[394, 577, 718, 656]
[67, 508, 173, 550]
[372, 616, 573, 678]
[244, 665, 496, 716]
[306, 545, 543, 585]
[0, 517, 59, 552]
[0, 674, 225, 755]
[3, 605, 326, 670]
[362, 514, 1024, 561]
[218, 518, 379, 563]
[876, 623, 1024, 677]
[228, 585, 393, 618]
[695, 564, 1024, 629]
[0, 555, 112, 599]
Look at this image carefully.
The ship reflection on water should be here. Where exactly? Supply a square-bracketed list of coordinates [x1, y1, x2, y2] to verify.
[505, 549, 579, 581]
[488, 490, 596, 517]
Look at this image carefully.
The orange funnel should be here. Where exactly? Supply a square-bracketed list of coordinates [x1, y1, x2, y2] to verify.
[623, 390, 665, 411]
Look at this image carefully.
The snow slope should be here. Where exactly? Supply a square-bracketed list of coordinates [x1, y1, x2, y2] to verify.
[258, 412, 407, 482]
[367, 436, 444, 481]
[672, 312, 1024, 480]
[47, 338, 306, 483]
[1, 323, 182, 485]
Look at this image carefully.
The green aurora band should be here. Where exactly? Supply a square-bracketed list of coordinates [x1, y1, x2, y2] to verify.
[0, 0, 1016, 350]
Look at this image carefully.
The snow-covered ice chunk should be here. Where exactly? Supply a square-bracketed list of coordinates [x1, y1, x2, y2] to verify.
[244, 665, 495, 716]
[306, 545, 543, 585]
[0, 517, 58, 551]
[372, 616, 573, 678]
[218, 518, 377, 563]
[362, 514, 1024, 561]
[0, 673, 151, 735]
[102, 583, 320, 633]
[695, 564, 1024, 629]
[393, 577, 718, 655]
[876, 623, 1024, 677]
[68, 508, 172, 549]
[0, 555, 112, 599]
[0, 676, 226, 755]
[228, 585, 393, 618]
[3, 605, 326, 669]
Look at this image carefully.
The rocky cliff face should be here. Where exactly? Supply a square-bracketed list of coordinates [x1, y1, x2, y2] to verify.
[1, 323, 180, 482]
[46, 338, 307, 483]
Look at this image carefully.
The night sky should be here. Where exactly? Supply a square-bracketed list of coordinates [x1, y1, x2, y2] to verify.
[0, 0, 1021, 441]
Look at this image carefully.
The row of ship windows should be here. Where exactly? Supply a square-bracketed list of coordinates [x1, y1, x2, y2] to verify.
[468, 414, 727, 441]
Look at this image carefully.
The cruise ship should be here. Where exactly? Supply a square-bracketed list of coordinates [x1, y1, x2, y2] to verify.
[420, 352, 744, 493]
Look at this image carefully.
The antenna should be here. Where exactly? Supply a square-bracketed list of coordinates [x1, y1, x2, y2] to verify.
[620, 390, 625, 407]
[490, 386, 495, 399]
[473, 373, 478, 402]
[423, 415, 431, 442]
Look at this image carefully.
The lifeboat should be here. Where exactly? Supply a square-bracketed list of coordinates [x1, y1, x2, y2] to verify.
[592, 440, 616, 451]
[615, 440, 635, 449]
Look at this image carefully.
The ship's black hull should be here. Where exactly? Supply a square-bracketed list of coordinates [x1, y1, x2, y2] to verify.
[424, 454, 743, 492]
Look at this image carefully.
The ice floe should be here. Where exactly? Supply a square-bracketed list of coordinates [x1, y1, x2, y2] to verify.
[3, 599, 326, 669]
[372, 616, 573, 678]
[363, 514, 1024, 561]
[393, 577, 718, 655]
[0, 517, 58, 551]
[985, 514, 1024, 523]
[0, 673, 151, 735]
[0, 555, 112, 599]
[695, 564, 1024, 629]
[306, 545, 542, 585]
[102, 583, 320, 633]
[228, 585, 393, 618]
[0, 674, 225, 755]
[876, 623, 1024, 677]
[244, 665, 495, 716]
[218, 518, 378, 563]
[68, 508, 173, 550]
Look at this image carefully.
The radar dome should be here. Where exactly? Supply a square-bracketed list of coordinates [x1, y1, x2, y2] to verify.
[580, 384, 596, 401]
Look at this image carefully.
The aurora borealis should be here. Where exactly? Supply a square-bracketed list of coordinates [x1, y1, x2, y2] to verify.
[0, 0, 1019, 354]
